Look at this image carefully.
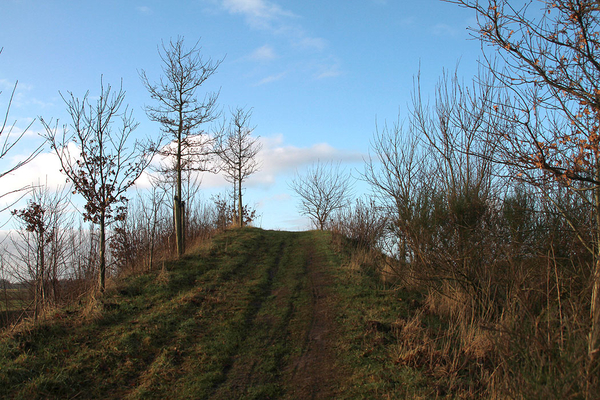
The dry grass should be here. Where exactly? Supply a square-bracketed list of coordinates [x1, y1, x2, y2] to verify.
[154, 262, 170, 286]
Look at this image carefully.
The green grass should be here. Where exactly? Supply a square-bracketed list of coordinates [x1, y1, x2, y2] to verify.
[0, 228, 320, 399]
[0, 227, 483, 399]
[0, 289, 31, 312]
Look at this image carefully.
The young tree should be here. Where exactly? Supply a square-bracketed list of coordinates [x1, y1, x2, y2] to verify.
[140, 36, 223, 256]
[215, 107, 262, 227]
[290, 161, 353, 230]
[40, 79, 159, 292]
[10, 184, 72, 319]
[363, 117, 431, 263]
[449, 0, 600, 364]
[139, 183, 168, 271]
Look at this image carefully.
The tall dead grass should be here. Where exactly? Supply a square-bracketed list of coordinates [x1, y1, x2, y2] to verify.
[333, 189, 597, 397]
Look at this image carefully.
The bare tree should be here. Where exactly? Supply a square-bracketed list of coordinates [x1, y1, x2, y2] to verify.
[448, 0, 600, 364]
[140, 36, 223, 257]
[364, 69, 500, 292]
[290, 161, 353, 230]
[215, 107, 262, 227]
[10, 183, 72, 320]
[363, 117, 430, 262]
[139, 183, 168, 271]
[40, 79, 160, 292]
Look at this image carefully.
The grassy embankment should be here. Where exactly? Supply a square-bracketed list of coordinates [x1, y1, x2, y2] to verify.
[0, 227, 482, 399]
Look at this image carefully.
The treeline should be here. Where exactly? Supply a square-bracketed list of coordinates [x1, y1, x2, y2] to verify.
[290, 0, 600, 397]
[0, 38, 261, 324]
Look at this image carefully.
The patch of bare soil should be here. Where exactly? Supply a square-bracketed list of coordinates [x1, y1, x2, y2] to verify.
[285, 241, 344, 400]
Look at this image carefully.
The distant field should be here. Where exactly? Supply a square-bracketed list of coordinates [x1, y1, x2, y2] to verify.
[0, 288, 31, 312]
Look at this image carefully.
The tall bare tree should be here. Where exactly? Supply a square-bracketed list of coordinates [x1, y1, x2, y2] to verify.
[140, 36, 222, 256]
[290, 161, 353, 230]
[448, 0, 600, 364]
[40, 79, 159, 292]
[215, 107, 262, 227]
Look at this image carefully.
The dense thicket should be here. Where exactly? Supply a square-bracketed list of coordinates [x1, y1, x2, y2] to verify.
[331, 1, 600, 397]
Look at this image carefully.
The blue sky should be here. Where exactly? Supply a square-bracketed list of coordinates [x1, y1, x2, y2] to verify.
[0, 0, 483, 230]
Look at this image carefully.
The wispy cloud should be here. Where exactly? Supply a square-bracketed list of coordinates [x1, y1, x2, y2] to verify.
[0, 78, 16, 92]
[221, 0, 295, 30]
[213, 0, 342, 81]
[247, 134, 364, 187]
[254, 72, 287, 86]
[248, 45, 277, 62]
[136, 6, 152, 15]
[295, 37, 327, 52]
[218, 0, 328, 54]
[314, 60, 343, 79]
[183, 134, 363, 190]
[0, 78, 54, 112]
[2, 119, 41, 138]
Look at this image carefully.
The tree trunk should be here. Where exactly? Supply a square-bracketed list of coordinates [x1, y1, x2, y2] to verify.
[590, 181, 600, 366]
[149, 213, 156, 271]
[99, 211, 106, 292]
[238, 168, 243, 227]
[39, 233, 45, 310]
[175, 120, 184, 257]
[35, 231, 44, 321]
[591, 258, 600, 356]
[174, 196, 183, 256]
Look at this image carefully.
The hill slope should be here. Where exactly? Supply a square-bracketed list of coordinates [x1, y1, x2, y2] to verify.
[0, 228, 453, 399]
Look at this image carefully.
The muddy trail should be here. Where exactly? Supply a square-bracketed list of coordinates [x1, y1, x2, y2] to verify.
[206, 229, 346, 400]
[0, 228, 352, 400]
[284, 235, 341, 399]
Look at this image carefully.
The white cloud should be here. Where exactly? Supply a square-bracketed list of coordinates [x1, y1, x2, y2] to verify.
[1, 119, 41, 138]
[218, 0, 328, 54]
[215, 0, 341, 83]
[0, 78, 53, 111]
[248, 45, 277, 62]
[254, 72, 287, 86]
[158, 134, 363, 191]
[315, 64, 342, 79]
[0, 78, 15, 92]
[295, 36, 327, 52]
[246, 134, 364, 187]
[221, 0, 294, 30]
[136, 6, 152, 15]
[0, 149, 68, 211]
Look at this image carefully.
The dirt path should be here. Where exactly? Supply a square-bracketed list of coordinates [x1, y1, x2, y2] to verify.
[284, 236, 343, 399]
[208, 231, 345, 399]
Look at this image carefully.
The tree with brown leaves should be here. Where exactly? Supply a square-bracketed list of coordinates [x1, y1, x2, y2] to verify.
[448, 0, 600, 368]
[41, 80, 160, 292]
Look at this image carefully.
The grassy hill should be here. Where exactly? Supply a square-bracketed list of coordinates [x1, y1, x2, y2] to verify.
[0, 228, 483, 399]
